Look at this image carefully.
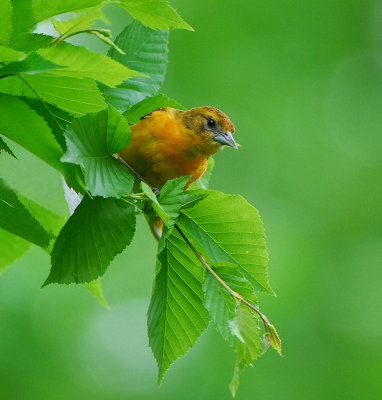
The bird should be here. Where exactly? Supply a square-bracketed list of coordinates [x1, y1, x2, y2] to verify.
[118, 106, 237, 191]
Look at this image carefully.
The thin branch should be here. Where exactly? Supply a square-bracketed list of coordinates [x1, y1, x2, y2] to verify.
[174, 224, 272, 328]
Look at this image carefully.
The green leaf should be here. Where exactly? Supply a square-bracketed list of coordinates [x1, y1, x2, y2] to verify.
[10, 34, 53, 53]
[178, 191, 274, 294]
[52, 5, 104, 36]
[0, 52, 63, 77]
[103, 21, 169, 112]
[115, 0, 193, 31]
[44, 196, 136, 285]
[0, 0, 12, 45]
[38, 43, 139, 88]
[142, 177, 205, 227]
[0, 229, 31, 275]
[148, 228, 210, 384]
[84, 278, 110, 309]
[189, 157, 215, 190]
[0, 74, 106, 115]
[0, 94, 84, 191]
[229, 304, 263, 397]
[264, 322, 282, 356]
[0, 179, 51, 247]
[33, 0, 104, 25]
[62, 107, 134, 198]
[0, 135, 16, 158]
[203, 262, 257, 345]
[0, 45, 22, 62]
[9, 0, 35, 37]
[124, 94, 185, 124]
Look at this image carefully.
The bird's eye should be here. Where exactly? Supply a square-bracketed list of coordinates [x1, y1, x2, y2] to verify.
[207, 118, 216, 128]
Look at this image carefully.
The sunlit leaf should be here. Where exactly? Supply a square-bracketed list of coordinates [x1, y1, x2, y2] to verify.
[44, 196, 136, 285]
[0, 45, 22, 62]
[0, 74, 106, 115]
[103, 21, 169, 112]
[62, 107, 134, 198]
[39, 43, 139, 88]
[148, 228, 209, 384]
[115, 0, 193, 31]
[84, 278, 110, 309]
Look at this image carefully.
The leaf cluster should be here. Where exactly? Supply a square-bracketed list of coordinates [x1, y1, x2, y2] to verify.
[0, 0, 280, 395]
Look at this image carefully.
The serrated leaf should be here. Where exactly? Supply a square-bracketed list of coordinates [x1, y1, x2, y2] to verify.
[148, 228, 210, 384]
[0, 52, 62, 77]
[84, 278, 110, 309]
[203, 262, 257, 345]
[265, 322, 282, 356]
[0, 45, 22, 62]
[229, 304, 263, 397]
[178, 191, 274, 294]
[0, 229, 31, 275]
[0, 94, 84, 191]
[124, 94, 185, 124]
[0, 135, 16, 158]
[142, 177, 205, 227]
[115, 0, 193, 31]
[10, 34, 53, 53]
[0, 0, 12, 45]
[9, 0, 35, 37]
[44, 196, 136, 285]
[33, 0, 104, 25]
[0, 179, 51, 247]
[0, 74, 106, 115]
[103, 20, 168, 112]
[189, 157, 215, 190]
[62, 107, 134, 198]
[39, 43, 139, 88]
[52, 5, 103, 36]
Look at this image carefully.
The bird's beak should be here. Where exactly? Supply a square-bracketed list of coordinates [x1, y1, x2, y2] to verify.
[214, 131, 238, 149]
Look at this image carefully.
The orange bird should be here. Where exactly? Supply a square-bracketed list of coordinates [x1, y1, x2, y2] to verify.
[118, 106, 237, 191]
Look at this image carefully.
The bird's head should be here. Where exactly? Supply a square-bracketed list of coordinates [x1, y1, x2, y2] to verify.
[182, 106, 237, 156]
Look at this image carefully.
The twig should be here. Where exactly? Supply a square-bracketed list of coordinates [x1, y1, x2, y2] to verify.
[174, 224, 272, 328]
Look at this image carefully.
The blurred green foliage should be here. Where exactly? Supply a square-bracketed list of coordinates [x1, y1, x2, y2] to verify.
[0, 0, 381, 399]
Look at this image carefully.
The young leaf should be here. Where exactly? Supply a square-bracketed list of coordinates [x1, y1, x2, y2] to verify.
[0, 94, 84, 191]
[0, 0, 12, 45]
[189, 157, 215, 190]
[142, 177, 205, 227]
[0, 52, 62, 77]
[203, 262, 257, 345]
[0, 74, 106, 115]
[103, 21, 169, 112]
[52, 5, 104, 36]
[33, 0, 104, 25]
[229, 304, 263, 397]
[178, 191, 274, 294]
[115, 0, 193, 31]
[0, 135, 16, 158]
[39, 43, 139, 88]
[124, 94, 185, 124]
[44, 196, 136, 285]
[147, 228, 210, 384]
[0, 229, 31, 275]
[0, 179, 51, 247]
[264, 322, 282, 356]
[0, 45, 23, 62]
[62, 107, 134, 198]
[83, 278, 110, 309]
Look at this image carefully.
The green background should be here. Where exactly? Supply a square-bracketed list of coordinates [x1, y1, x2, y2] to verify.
[1, 0, 381, 398]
